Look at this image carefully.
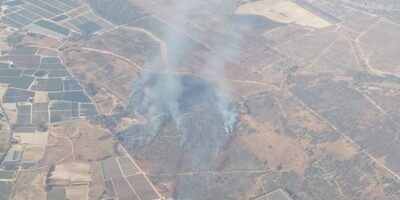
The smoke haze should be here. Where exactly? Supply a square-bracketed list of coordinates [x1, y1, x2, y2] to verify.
[123, 0, 252, 170]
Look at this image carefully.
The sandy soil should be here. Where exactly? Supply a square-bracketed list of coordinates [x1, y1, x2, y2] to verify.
[11, 168, 46, 200]
[67, 185, 89, 200]
[238, 115, 310, 176]
[36, 48, 59, 57]
[48, 119, 115, 162]
[51, 162, 91, 183]
[18, 132, 48, 145]
[319, 137, 359, 160]
[235, 0, 331, 29]
[21, 145, 46, 161]
[33, 91, 48, 103]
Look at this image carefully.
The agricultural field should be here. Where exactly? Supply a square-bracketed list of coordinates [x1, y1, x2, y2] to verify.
[46, 187, 66, 200]
[49, 162, 91, 185]
[0, 109, 11, 161]
[11, 168, 46, 200]
[0, 170, 15, 179]
[0, 46, 97, 125]
[66, 185, 89, 200]
[99, 155, 160, 200]
[0, 182, 13, 200]
[0, 1, 115, 199]
[1, 0, 114, 38]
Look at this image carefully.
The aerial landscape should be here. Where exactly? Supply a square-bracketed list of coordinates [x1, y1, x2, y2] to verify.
[0, 0, 400, 199]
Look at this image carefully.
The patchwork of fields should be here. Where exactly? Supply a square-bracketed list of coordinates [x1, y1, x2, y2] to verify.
[1, 0, 399, 199]
[1, 0, 114, 38]
[0, 1, 117, 199]
[99, 155, 160, 200]
[0, 46, 97, 124]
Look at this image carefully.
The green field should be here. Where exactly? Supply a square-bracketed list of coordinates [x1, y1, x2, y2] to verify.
[0, 170, 15, 179]
[99, 181, 116, 200]
[0, 69, 22, 77]
[48, 70, 72, 78]
[105, 180, 115, 197]
[0, 76, 34, 89]
[100, 160, 111, 181]
[40, 63, 67, 70]
[12, 46, 38, 55]
[116, 146, 126, 156]
[41, 57, 61, 64]
[46, 187, 66, 200]
[34, 20, 70, 36]
[46, 78, 63, 91]
[0, 63, 9, 69]
[100, 160, 116, 198]
[22, 69, 37, 76]
[0, 182, 12, 200]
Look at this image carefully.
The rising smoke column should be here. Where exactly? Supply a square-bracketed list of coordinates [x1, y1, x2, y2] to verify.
[126, 0, 248, 168]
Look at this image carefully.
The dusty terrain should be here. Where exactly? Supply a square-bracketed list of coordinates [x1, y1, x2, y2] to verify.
[236, 0, 332, 28]
[1, 0, 400, 199]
